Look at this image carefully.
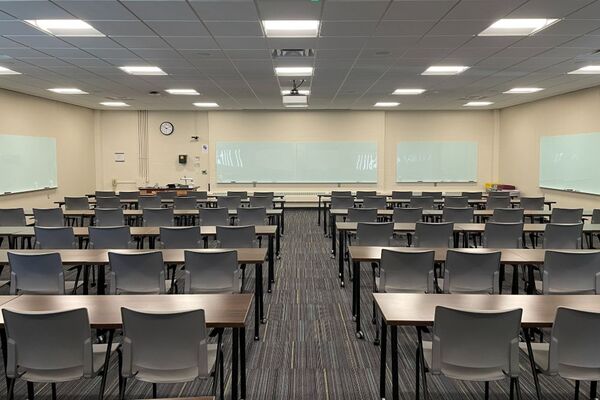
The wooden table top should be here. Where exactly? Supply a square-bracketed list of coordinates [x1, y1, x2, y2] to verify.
[0, 296, 19, 307]
[330, 208, 592, 217]
[26, 209, 283, 217]
[5, 225, 278, 237]
[56, 198, 286, 205]
[0, 294, 253, 329]
[325, 198, 556, 205]
[374, 293, 600, 328]
[0, 248, 267, 265]
[337, 222, 600, 233]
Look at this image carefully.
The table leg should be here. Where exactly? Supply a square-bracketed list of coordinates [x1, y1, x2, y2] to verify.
[232, 328, 239, 400]
[318, 195, 321, 226]
[353, 260, 363, 339]
[276, 223, 281, 259]
[240, 328, 246, 400]
[98, 329, 114, 400]
[267, 234, 274, 293]
[97, 265, 106, 295]
[323, 203, 328, 236]
[391, 325, 399, 400]
[380, 319, 387, 399]
[1, 328, 11, 400]
[254, 263, 264, 340]
[338, 229, 344, 285]
[331, 213, 336, 257]
[280, 203, 285, 235]
[512, 265, 519, 294]
[83, 265, 89, 295]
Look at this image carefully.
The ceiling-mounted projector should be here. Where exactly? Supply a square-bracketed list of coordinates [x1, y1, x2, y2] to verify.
[282, 79, 308, 105]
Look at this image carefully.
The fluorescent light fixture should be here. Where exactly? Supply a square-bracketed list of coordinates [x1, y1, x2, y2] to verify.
[285, 104, 308, 108]
[263, 20, 320, 38]
[281, 89, 310, 96]
[25, 19, 104, 37]
[393, 88, 425, 95]
[100, 101, 129, 107]
[479, 18, 559, 36]
[422, 66, 469, 75]
[504, 87, 544, 94]
[0, 66, 20, 75]
[464, 101, 493, 107]
[193, 102, 219, 108]
[569, 65, 600, 74]
[275, 67, 313, 76]
[282, 95, 307, 105]
[48, 88, 88, 95]
[374, 102, 400, 107]
[166, 89, 199, 95]
[120, 66, 166, 76]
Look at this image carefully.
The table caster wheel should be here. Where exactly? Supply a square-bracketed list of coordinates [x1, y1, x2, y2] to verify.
[352, 315, 357, 322]
[261, 318, 267, 324]
[254, 336, 259, 341]
[340, 281, 345, 288]
[356, 331, 364, 339]
[374, 339, 380, 346]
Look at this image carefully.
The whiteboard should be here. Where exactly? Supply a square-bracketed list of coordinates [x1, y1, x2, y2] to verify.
[216, 141, 377, 183]
[396, 141, 478, 182]
[540, 133, 600, 195]
[0, 134, 58, 195]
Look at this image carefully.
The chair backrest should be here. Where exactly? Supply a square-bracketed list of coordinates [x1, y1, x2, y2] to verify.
[249, 195, 273, 209]
[138, 196, 161, 209]
[461, 191, 482, 200]
[95, 208, 125, 227]
[173, 196, 197, 210]
[391, 191, 412, 199]
[0, 208, 26, 226]
[347, 208, 377, 223]
[444, 196, 468, 208]
[544, 223, 583, 249]
[491, 208, 524, 223]
[488, 191, 511, 198]
[216, 225, 255, 248]
[33, 208, 64, 227]
[442, 207, 474, 223]
[159, 226, 203, 248]
[188, 191, 208, 199]
[227, 191, 248, 199]
[356, 190, 376, 199]
[183, 250, 239, 293]
[542, 251, 600, 294]
[217, 196, 242, 210]
[96, 196, 121, 209]
[120, 308, 210, 378]
[422, 191, 443, 199]
[64, 196, 89, 210]
[2, 308, 93, 379]
[486, 196, 511, 210]
[393, 207, 423, 223]
[34, 226, 76, 249]
[443, 250, 501, 294]
[157, 191, 177, 200]
[430, 307, 522, 377]
[551, 208, 583, 223]
[95, 190, 116, 197]
[413, 222, 454, 248]
[331, 190, 352, 197]
[143, 208, 174, 227]
[356, 222, 394, 246]
[237, 207, 267, 225]
[254, 191, 274, 198]
[520, 197, 545, 210]
[363, 196, 387, 209]
[483, 222, 523, 248]
[199, 207, 229, 226]
[119, 191, 140, 200]
[409, 196, 435, 209]
[108, 251, 166, 294]
[89, 226, 133, 249]
[8, 252, 66, 294]
[593, 209, 600, 224]
[379, 249, 435, 293]
[331, 196, 355, 210]
[546, 307, 600, 377]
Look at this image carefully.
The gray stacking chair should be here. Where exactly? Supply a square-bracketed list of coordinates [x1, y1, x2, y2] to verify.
[442, 207, 473, 223]
[138, 196, 161, 209]
[119, 191, 140, 201]
[544, 223, 583, 249]
[331, 190, 352, 197]
[237, 207, 267, 225]
[8, 252, 72, 295]
[188, 190, 208, 200]
[441, 250, 501, 294]
[348, 208, 377, 223]
[376, 249, 435, 293]
[89, 226, 134, 249]
[199, 207, 230, 226]
[551, 208, 583, 223]
[416, 307, 523, 399]
[331, 196, 355, 210]
[217, 195, 242, 210]
[462, 191, 482, 200]
[120, 308, 222, 400]
[3, 308, 118, 400]
[173, 196, 197, 210]
[95, 190, 116, 197]
[227, 190, 248, 199]
[34, 226, 77, 249]
[143, 208, 174, 227]
[393, 207, 423, 223]
[216, 225, 256, 248]
[183, 250, 242, 293]
[0, 208, 26, 248]
[249, 195, 273, 209]
[254, 191, 274, 198]
[363, 196, 387, 209]
[356, 222, 394, 246]
[64, 196, 90, 210]
[519, 307, 600, 400]
[410, 196, 435, 210]
[33, 208, 64, 227]
[486, 196, 511, 210]
[591, 209, 600, 248]
[444, 196, 468, 208]
[491, 208, 524, 223]
[520, 197, 545, 210]
[537, 251, 600, 294]
[95, 208, 125, 227]
[108, 251, 169, 294]
[422, 191, 443, 199]
[413, 222, 454, 248]
[391, 191, 412, 200]
[483, 222, 524, 248]
[96, 196, 121, 209]
[488, 191, 511, 198]
[159, 226, 203, 248]
[157, 191, 177, 201]
[356, 190, 377, 199]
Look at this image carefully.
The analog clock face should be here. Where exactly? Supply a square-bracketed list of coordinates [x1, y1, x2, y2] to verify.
[160, 121, 174, 136]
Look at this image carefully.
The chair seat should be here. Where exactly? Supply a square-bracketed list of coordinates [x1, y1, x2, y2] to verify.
[115, 280, 175, 295]
[534, 280, 596, 295]
[422, 341, 509, 382]
[19, 343, 119, 383]
[0, 280, 9, 288]
[519, 342, 600, 381]
[133, 343, 218, 384]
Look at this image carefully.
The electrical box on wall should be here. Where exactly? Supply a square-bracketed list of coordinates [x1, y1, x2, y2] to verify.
[178, 155, 187, 164]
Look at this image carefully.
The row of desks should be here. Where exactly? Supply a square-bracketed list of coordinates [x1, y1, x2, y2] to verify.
[0, 293, 251, 400]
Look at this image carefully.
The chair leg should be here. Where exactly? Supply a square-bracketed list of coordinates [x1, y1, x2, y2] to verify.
[72, 266, 82, 294]
[219, 350, 225, 400]
[417, 328, 429, 400]
[117, 350, 123, 398]
[591, 381, 597, 399]
[525, 329, 542, 400]
[515, 377, 523, 400]
[484, 381, 489, 400]
[7, 378, 15, 400]
[51, 383, 57, 400]
[119, 378, 127, 400]
[27, 381, 34, 399]
[152, 382, 157, 398]
[575, 380, 580, 400]
[415, 347, 420, 400]
[510, 378, 515, 400]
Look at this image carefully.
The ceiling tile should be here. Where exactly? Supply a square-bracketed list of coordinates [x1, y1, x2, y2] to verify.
[321, 21, 379, 36]
[90, 20, 156, 36]
[146, 21, 210, 36]
[121, 1, 197, 21]
[256, 0, 322, 20]
[323, 0, 390, 21]
[374, 20, 436, 36]
[5, 35, 75, 49]
[506, 0, 597, 18]
[204, 21, 262, 36]
[384, 1, 457, 20]
[0, 1, 73, 19]
[163, 36, 220, 50]
[54, 1, 138, 21]
[190, 0, 259, 21]
[215, 37, 267, 49]
[112, 36, 170, 49]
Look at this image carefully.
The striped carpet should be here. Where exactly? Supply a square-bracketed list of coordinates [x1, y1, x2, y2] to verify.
[0, 210, 591, 399]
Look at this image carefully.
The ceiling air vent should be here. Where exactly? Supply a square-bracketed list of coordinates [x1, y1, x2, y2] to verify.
[272, 49, 315, 58]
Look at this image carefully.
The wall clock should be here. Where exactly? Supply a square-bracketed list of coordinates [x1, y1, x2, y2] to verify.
[160, 121, 174, 136]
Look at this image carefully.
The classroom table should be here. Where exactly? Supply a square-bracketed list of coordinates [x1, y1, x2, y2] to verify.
[0, 294, 251, 400]
[0, 248, 267, 340]
[374, 293, 600, 400]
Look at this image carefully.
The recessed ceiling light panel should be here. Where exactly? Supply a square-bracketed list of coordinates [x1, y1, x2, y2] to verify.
[120, 66, 167, 76]
[0, 66, 21, 75]
[569, 65, 600, 74]
[464, 101, 493, 107]
[479, 18, 559, 36]
[374, 102, 400, 107]
[166, 89, 200, 95]
[275, 67, 313, 76]
[422, 66, 469, 75]
[48, 88, 88, 94]
[504, 87, 544, 94]
[193, 102, 219, 108]
[25, 19, 104, 37]
[101, 101, 129, 107]
[393, 88, 426, 95]
[263, 20, 320, 38]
